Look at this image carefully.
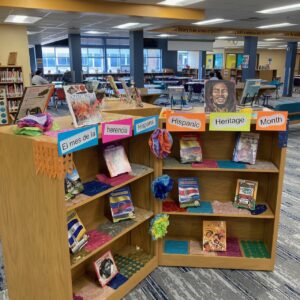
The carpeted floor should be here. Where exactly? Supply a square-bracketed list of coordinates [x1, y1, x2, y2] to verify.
[1, 94, 300, 300]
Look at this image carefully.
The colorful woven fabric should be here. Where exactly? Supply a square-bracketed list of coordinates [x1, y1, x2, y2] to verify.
[82, 180, 111, 196]
[84, 230, 112, 252]
[217, 160, 247, 169]
[217, 238, 242, 257]
[187, 201, 213, 214]
[178, 177, 200, 208]
[107, 273, 128, 289]
[149, 128, 173, 159]
[163, 200, 187, 212]
[164, 240, 189, 254]
[240, 240, 270, 258]
[114, 254, 145, 278]
[212, 201, 251, 216]
[192, 160, 218, 169]
[152, 175, 174, 200]
[17, 113, 53, 131]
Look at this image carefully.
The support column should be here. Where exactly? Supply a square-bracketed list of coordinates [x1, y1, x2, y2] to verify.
[242, 36, 258, 81]
[198, 50, 206, 79]
[29, 47, 36, 74]
[283, 42, 297, 97]
[68, 34, 82, 83]
[159, 39, 177, 74]
[129, 30, 144, 88]
[35, 44, 43, 71]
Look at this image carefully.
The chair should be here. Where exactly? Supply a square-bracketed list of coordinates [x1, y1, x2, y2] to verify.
[54, 88, 66, 110]
[191, 83, 204, 103]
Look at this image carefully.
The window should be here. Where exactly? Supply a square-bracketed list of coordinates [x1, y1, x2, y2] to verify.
[106, 48, 130, 73]
[42, 47, 70, 74]
[81, 48, 104, 74]
[177, 51, 188, 71]
[144, 49, 162, 73]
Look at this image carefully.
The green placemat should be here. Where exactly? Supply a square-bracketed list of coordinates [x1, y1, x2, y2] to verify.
[114, 254, 145, 278]
[240, 240, 271, 258]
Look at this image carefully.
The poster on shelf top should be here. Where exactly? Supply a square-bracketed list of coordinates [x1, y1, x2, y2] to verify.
[102, 118, 132, 143]
[166, 112, 206, 132]
[134, 115, 158, 135]
[209, 112, 251, 131]
[256, 111, 288, 131]
[57, 125, 99, 156]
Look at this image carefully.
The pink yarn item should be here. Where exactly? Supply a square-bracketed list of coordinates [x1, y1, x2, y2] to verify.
[84, 230, 112, 252]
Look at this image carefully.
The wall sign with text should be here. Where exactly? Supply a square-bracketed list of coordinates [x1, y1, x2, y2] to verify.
[102, 118, 133, 143]
[256, 111, 288, 131]
[134, 115, 158, 135]
[209, 112, 251, 131]
[166, 112, 206, 132]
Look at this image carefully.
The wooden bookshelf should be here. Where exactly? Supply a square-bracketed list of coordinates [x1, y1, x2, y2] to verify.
[155, 118, 286, 271]
[0, 112, 159, 300]
[0, 65, 24, 114]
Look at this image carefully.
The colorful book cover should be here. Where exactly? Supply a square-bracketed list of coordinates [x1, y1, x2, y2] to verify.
[103, 144, 132, 178]
[178, 177, 201, 208]
[94, 250, 118, 287]
[109, 186, 135, 223]
[234, 179, 258, 210]
[203, 221, 226, 252]
[233, 132, 260, 165]
[64, 167, 84, 201]
[180, 134, 202, 164]
[64, 84, 102, 127]
[67, 210, 88, 254]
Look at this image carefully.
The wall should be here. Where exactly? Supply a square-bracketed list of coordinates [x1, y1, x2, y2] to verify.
[0, 25, 31, 86]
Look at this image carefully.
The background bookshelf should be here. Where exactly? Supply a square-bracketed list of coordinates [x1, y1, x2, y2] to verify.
[155, 120, 286, 271]
[0, 65, 24, 114]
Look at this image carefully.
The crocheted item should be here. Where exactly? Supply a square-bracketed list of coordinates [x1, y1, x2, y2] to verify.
[192, 160, 218, 169]
[107, 273, 128, 289]
[187, 201, 213, 214]
[217, 160, 247, 169]
[151, 175, 174, 200]
[189, 240, 217, 256]
[217, 238, 242, 257]
[212, 201, 251, 216]
[17, 113, 53, 132]
[82, 181, 111, 196]
[84, 230, 112, 252]
[114, 255, 144, 278]
[149, 128, 173, 159]
[149, 214, 169, 240]
[240, 240, 270, 258]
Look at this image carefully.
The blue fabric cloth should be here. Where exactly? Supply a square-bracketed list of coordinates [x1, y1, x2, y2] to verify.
[217, 160, 247, 169]
[187, 201, 213, 214]
[82, 181, 111, 196]
[164, 240, 189, 254]
[108, 273, 128, 289]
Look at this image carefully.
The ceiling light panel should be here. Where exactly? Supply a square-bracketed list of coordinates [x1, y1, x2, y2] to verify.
[4, 15, 42, 24]
[158, 0, 204, 6]
[257, 23, 297, 29]
[264, 38, 283, 41]
[257, 4, 300, 14]
[84, 31, 107, 34]
[216, 36, 236, 40]
[157, 34, 177, 37]
[193, 18, 232, 26]
[114, 23, 151, 29]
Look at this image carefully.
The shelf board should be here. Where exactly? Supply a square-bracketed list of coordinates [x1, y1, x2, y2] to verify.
[70, 207, 154, 269]
[66, 164, 153, 212]
[0, 81, 23, 84]
[163, 200, 274, 219]
[73, 247, 157, 299]
[163, 157, 279, 173]
[7, 96, 22, 99]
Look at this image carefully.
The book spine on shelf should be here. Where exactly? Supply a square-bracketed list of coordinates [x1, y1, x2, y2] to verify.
[0, 68, 23, 83]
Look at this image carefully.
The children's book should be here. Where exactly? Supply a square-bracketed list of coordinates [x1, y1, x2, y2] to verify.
[233, 132, 260, 165]
[180, 134, 202, 164]
[178, 177, 201, 208]
[94, 250, 118, 287]
[64, 84, 102, 127]
[109, 186, 135, 223]
[67, 210, 88, 254]
[64, 167, 84, 201]
[203, 221, 226, 252]
[234, 179, 258, 210]
[103, 144, 132, 178]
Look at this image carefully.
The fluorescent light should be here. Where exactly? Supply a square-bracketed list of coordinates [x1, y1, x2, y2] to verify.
[27, 31, 39, 35]
[157, 34, 177, 37]
[5, 15, 41, 24]
[84, 31, 107, 35]
[158, 0, 203, 6]
[193, 18, 232, 26]
[216, 36, 236, 40]
[257, 4, 300, 14]
[257, 23, 297, 29]
[264, 38, 283, 41]
[114, 22, 140, 29]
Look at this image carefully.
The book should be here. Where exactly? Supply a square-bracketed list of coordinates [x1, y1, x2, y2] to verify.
[203, 221, 226, 252]
[94, 250, 118, 287]
[0, 87, 9, 125]
[67, 210, 88, 254]
[180, 134, 202, 164]
[64, 84, 102, 127]
[109, 186, 135, 223]
[103, 144, 132, 178]
[64, 167, 84, 201]
[233, 132, 259, 165]
[234, 179, 258, 210]
[204, 80, 236, 112]
[178, 177, 201, 208]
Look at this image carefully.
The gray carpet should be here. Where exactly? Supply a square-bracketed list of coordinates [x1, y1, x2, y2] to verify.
[0, 95, 300, 300]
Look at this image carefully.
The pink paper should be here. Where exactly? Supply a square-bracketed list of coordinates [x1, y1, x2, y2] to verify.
[192, 160, 218, 168]
[101, 118, 132, 144]
[96, 173, 134, 186]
